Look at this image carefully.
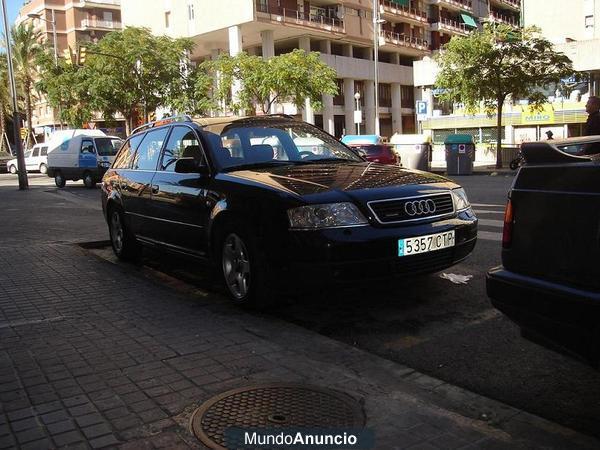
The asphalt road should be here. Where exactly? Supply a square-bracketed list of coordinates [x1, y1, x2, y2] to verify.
[4, 171, 599, 439]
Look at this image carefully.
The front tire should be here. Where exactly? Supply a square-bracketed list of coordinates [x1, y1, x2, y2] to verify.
[54, 171, 66, 188]
[9, 165, 16, 174]
[39, 163, 48, 174]
[83, 171, 95, 188]
[108, 206, 140, 261]
[218, 228, 273, 308]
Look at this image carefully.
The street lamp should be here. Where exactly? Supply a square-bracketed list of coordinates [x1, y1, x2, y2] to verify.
[28, 10, 63, 130]
[1, 0, 28, 189]
[354, 91, 361, 135]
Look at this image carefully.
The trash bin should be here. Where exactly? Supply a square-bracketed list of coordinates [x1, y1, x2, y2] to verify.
[444, 134, 475, 175]
[390, 134, 431, 171]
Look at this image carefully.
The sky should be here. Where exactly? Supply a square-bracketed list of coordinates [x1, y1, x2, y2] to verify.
[0, 0, 24, 34]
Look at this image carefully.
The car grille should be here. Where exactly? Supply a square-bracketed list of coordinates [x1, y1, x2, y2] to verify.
[368, 193, 454, 224]
[394, 247, 455, 275]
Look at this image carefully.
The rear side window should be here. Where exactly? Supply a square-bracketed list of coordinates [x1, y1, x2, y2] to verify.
[113, 134, 144, 169]
[41, 147, 48, 156]
[132, 128, 169, 171]
[32, 148, 40, 157]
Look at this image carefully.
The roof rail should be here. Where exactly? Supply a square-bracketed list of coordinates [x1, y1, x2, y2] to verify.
[131, 114, 193, 135]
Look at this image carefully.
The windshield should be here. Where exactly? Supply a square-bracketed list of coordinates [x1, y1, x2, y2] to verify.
[95, 138, 123, 156]
[200, 120, 362, 170]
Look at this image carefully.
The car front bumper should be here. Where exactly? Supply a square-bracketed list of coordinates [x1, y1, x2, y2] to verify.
[269, 211, 477, 285]
[487, 266, 600, 366]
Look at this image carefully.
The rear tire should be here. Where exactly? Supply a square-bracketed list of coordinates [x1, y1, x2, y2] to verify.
[54, 171, 66, 188]
[83, 171, 95, 188]
[39, 163, 48, 174]
[108, 206, 141, 261]
[217, 226, 274, 309]
[9, 165, 16, 174]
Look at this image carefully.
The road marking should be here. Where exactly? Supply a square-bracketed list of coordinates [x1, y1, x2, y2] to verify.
[478, 219, 504, 227]
[474, 209, 505, 215]
[471, 203, 505, 208]
[478, 231, 502, 242]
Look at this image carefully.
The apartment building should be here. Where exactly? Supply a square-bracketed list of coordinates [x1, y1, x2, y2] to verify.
[15, 0, 123, 131]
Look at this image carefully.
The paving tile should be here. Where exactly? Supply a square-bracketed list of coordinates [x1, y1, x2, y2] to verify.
[89, 434, 120, 449]
[75, 413, 105, 428]
[82, 423, 113, 439]
[53, 430, 85, 447]
[46, 419, 76, 436]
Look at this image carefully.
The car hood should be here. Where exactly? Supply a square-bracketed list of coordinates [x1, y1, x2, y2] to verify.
[221, 162, 457, 202]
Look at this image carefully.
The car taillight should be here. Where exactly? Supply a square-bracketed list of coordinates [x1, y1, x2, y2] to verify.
[502, 199, 513, 248]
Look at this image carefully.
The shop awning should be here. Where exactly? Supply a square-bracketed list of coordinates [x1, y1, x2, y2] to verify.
[460, 14, 478, 28]
[391, 0, 410, 6]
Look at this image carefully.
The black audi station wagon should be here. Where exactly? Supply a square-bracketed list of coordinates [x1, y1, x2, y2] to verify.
[101, 115, 478, 307]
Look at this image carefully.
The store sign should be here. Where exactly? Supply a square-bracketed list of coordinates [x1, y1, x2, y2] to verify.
[522, 105, 555, 124]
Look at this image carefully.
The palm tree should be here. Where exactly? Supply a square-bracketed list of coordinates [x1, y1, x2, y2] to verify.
[0, 57, 10, 153]
[10, 23, 43, 146]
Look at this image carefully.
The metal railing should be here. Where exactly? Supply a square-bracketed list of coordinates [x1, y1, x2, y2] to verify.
[81, 19, 121, 29]
[255, 3, 344, 32]
[440, 0, 473, 10]
[379, 0, 427, 21]
[489, 11, 519, 26]
[438, 18, 469, 33]
[79, 0, 121, 5]
[379, 30, 429, 50]
[495, 0, 520, 9]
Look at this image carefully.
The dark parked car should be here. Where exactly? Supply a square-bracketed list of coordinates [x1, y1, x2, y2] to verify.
[487, 138, 600, 367]
[102, 115, 477, 307]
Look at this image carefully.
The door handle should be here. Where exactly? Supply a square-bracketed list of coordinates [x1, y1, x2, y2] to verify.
[151, 184, 159, 194]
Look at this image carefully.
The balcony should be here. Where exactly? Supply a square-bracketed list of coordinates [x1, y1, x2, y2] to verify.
[255, 3, 344, 34]
[489, 11, 519, 27]
[379, 30, 429, 52]
[76, 0, 121, 8]
[379, 0, 428, 25]
[431, 17, 469, 35]
[428, 0, 473, 12]
[81, 19, 121, 29]
[490, 0, 520, 10]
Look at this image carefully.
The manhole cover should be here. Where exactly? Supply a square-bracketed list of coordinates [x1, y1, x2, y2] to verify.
[190, 384, 365, 449]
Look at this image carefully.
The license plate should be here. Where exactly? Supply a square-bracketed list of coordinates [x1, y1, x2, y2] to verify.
[398, 230, 455, 257]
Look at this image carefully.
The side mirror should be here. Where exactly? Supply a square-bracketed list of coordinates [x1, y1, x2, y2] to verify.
[350, 147, 367, 158]
[175, 157, 207, 174]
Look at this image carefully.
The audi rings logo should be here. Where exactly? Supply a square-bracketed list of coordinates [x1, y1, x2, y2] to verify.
[404, 199, 437, 217]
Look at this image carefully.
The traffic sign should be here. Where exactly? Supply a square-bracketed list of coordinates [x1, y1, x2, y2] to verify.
[354, 110, 362, 124]
[416, 100, 428, 121]
[20, 128, 27, 139]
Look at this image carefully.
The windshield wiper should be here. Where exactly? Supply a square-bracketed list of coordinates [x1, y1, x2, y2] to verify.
[301, 157, 359, 163]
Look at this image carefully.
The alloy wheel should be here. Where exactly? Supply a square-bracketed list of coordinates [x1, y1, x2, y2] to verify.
[222, 233, 251, 299]
[110, 211, 124, 254]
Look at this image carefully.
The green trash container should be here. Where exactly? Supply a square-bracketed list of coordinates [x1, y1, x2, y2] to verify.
[444, 134, 475, 175]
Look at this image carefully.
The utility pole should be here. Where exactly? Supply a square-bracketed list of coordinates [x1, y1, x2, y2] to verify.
[2, 0, 28, 189]
[372, 0, 381, 136]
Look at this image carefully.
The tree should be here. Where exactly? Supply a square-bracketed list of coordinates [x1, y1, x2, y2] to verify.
[0, 57, 11, 152]
[84, 27, 195, 134]
[204, 49, 338, 115]
[10, 23, 43, 145]
[434, 24, 575, 168]
[36, 51, 94, 128]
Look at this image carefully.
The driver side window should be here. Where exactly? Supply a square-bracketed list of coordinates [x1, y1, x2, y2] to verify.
[81, 140, 95, 154]
[160, 126, 204, 172]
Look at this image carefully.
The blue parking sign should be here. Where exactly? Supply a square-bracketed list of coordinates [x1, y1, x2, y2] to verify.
[416, 101, 427, 115]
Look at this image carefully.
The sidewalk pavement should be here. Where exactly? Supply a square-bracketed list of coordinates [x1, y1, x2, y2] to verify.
[0, 184, 597, 450]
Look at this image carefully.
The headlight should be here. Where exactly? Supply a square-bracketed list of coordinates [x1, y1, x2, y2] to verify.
[288, 202, 368, 229]
[452, 188, 470, 211]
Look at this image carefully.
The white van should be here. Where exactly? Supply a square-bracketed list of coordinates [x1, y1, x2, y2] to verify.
[46, 129, 123, 188]
[7, 143, 49, 174]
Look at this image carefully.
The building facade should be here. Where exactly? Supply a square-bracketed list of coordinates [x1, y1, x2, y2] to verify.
[16, 0, 123, 131]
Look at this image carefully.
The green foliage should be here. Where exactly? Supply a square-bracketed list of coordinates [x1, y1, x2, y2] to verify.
[9, 23, 44, 142]
[434, 24, 575, 167]
[82, 27, 196, 132]
[36, 51, 93, 127]
[204, 49, 338, 114]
